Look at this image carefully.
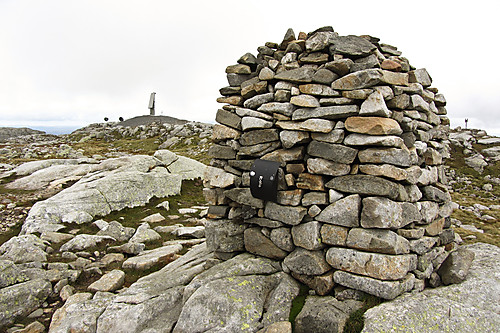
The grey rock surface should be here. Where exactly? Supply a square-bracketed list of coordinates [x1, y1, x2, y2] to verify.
[295, 296, 363, 333]
[362, 243, 500, 332]
[0, 279, 52, 329]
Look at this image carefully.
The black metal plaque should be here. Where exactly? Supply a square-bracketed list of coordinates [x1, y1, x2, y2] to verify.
[249, 159, 281, 202]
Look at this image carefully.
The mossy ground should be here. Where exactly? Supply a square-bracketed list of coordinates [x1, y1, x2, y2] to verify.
[446, 141, 500, 247]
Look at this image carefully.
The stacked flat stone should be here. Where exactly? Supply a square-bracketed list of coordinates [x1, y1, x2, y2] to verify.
[204, 26, 455, 300]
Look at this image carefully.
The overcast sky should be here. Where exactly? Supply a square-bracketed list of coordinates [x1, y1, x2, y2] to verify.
[1, 0, 499, 135]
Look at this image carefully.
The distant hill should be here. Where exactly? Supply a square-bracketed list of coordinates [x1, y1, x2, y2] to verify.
[0, 127, 46, 142]
[117, 115, 189, 128]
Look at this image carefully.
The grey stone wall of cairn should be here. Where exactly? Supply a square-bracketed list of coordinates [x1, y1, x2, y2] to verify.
[203, 26, 455, 300]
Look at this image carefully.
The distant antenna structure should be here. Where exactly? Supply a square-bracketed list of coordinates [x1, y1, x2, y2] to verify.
[148, 92, 156, 116]
[465, 118, 468, 129]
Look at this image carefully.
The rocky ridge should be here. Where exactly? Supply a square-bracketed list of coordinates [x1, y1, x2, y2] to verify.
[0, 29, 499, 333]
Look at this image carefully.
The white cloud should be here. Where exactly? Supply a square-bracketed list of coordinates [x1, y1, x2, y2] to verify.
[1, 0, 499, 136]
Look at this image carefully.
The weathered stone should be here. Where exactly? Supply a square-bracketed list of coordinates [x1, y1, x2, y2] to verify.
[438, 247, 475, 285]
[409, 237, 438, 255]
[88, 269, 125, 292]
[316, 194, 361, 227]
[122, 244, 182, 271]
[417, 201, 440, 223]
[239, 128, 279, 146]
[97, 220, 135, 242]
[235, 106, 273, 120]
[219, 86, 241, 96]
[284, 248, 331, 275]
[326, 175, 403, 201]
[212, 124, 241, 141]
[358, 164, 407, 181]
[312, 68, 338, 85]
[325, 59, 353, 76]
[204, 166, 237, 188]
[344, 116, 403, 135]
[108, 242, 145, 255]
[277, 119, 335, 133]
[300, 52, 329, 63]
[358, 147, 412, 167]
[259, 67, 275, 80]
[172, 226, 206, 239]
[331, 69, 382, 90]
[294, 296, 362, 333]
[351, 54, 380, 72]
[329, 35, 376, 56]
[224, 188, 264, 209]
[60, 234, 115, 252]
[299, 84, 339, 96]
[422, 185, 451, 203]
[141, 213, 165, 223]
[344, 134, 404, 148]
[241, 116, 273, 131]
[292, 105, 359, 121]
[291, 221, 324, 250]
[359, 90, 391, 117]
[380, 70, 409, 85]
[306, 31, 338, 52]
[40, 231, 74, 244]
[216, 96, 244, 106]
[327, 247, 416, 280]
[387, 94, 410, 109]
[206, 219, 246, 253]
[341, 89, 373, 100]
[311, 129, 344, 144]
[0, 235, 47, 264]
[262, 146, 305, 164]
[307, 141, 358, 164]
[363, 243, 498, 332]
[280, 130, 310, 149]
[301, 192, 328, 206]
[425, 218, 445, 236]
[238, 141, 281, 157]
[257, 321, 292, 333]
[129, 223, 161, 244]
[334, 270, 415, 300]
[244, 228, 288, 259]
[291, 95, 321, 108]
[227, 73, 253, 87]
[307, 158, 350, 176]
[409, 68, 432, 87]
[0, 279, 52, 329]
[346, 228, 410, 254]
[0, 260, 28, 288]
[360, 196, 407, 229]
[296, 173, 325, 191]
[270, 227, 295, 252]
[292, 271, 335, 296]
[397, 228, 425, 239]
[258, 102, 295, 116]
[381, 59, 402, 71]
[276, 189, 303, 207]
[264, 202, 307, 226]
[208, 144, 237, 159]
[216, 109, 242, 130]
[274, 67, 315, 83]
[226, 64, 252, 74]
[243, 93, 275, 109]
[321, 224, 348, 246]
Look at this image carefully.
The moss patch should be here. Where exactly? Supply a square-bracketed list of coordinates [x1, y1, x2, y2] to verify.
[343, 295, 382, 333]
[289, 283, 309, 329]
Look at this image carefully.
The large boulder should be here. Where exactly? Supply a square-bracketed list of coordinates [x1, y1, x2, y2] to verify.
[362, 243, 500, 332]
[0, 279, 52, 329]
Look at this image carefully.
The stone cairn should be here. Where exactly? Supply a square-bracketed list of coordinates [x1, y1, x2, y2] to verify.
[204, 27, 455, 300]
